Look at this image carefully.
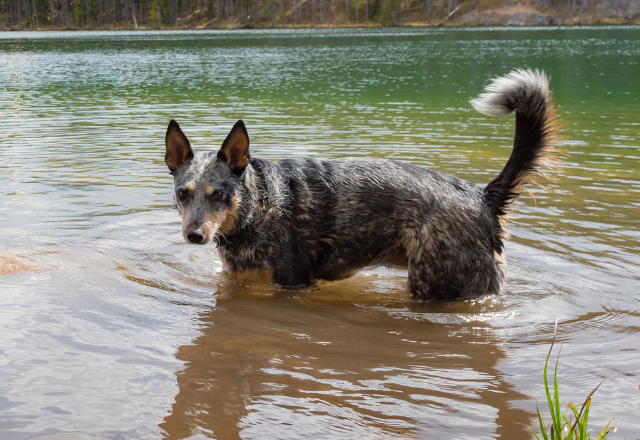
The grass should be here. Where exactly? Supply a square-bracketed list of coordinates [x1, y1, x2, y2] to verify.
[529, 321, 619, 440]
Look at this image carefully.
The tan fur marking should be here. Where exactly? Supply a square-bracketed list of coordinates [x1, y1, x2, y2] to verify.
[193, 194, 240, 242]
[218, 250, 229, 270]
[181, 210, 193, 238]
[494, 250, 507, 284]
[186, 182, 195, 191]
[205, 186, 214, 196]
[219, 194, 241, 233]
[201, 211, 223, 239]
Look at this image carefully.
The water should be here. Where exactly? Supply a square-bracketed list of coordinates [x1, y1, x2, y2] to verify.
[0, 26, 639, 439]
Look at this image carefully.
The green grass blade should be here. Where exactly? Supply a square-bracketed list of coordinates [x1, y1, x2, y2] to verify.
[552, 347, 563, 439]
[529, 425, 543, 440]
[536, 406, 550, 440]
[580, 398, 591, 440]
[543, 347, 558, 438]
[595, 418, 613, 440]
[529, 320, 619, 440]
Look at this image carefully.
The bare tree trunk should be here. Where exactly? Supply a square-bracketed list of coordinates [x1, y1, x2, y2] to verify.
[365, 0, 368, 22]
[280, 0, 284, 25]
[48, 0, 55, 25]
[32, 0, 38, 27]
[355, 0, 357, 22]
[344, 0, 348, 23]
[387, 0, 397, 23]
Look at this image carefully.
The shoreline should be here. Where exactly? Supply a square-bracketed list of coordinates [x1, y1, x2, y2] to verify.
[2, 20, 640, 31]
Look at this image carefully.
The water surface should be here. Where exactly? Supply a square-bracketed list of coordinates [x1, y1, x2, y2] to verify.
[1, 27, 639, 439]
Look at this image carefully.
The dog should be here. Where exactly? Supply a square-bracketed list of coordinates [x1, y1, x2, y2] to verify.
[164, 69, 560, 300]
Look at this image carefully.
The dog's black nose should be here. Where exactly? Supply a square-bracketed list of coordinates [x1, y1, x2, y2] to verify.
[186, 230, 204, 244]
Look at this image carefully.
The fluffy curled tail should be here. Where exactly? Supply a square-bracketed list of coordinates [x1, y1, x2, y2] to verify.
[470, 68, 562, 219]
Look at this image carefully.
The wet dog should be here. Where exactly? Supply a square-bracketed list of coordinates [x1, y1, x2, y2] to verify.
[164, 69, 560, 299]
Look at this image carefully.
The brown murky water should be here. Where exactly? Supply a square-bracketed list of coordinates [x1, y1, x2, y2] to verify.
[1, 27, 639, 439]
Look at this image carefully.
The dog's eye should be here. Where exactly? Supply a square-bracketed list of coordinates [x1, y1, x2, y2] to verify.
[213, 191, 223, 200]
[178, 190, 187, 200]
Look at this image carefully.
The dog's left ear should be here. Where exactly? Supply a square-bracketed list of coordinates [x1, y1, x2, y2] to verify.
[165, 120, 194, 174]
[218, 120, 250, 174]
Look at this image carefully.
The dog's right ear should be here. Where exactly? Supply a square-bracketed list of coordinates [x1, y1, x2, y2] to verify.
[165, 120, 194, 174]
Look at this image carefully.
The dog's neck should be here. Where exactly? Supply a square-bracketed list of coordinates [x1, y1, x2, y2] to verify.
[223, 159, 292, 242]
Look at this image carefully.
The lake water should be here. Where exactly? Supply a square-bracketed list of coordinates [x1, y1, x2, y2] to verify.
[1, 26, 639, 439]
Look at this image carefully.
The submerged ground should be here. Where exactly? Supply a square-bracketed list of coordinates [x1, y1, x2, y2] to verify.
[1, 27, 639, 439]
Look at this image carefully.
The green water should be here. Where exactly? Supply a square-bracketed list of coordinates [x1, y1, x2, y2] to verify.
[1, 27, 639, 439]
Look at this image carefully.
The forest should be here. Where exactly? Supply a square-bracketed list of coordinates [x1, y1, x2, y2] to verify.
[1, 0, 450, 29]
[0, 0, 637, 29]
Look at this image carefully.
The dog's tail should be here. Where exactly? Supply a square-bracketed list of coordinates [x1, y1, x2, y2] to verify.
[470, 68, 561, 220]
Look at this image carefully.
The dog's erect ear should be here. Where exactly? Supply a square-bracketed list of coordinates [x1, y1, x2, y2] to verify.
[165, 120, 194, 174]
[217, 120, 250, 174]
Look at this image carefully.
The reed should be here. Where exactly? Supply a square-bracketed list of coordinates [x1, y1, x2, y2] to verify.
[529, 321, 618, 440]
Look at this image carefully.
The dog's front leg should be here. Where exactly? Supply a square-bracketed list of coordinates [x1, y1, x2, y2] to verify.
[272, 245, 316, 288]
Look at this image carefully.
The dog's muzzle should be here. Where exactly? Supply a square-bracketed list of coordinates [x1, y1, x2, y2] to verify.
[186, 228, 207, 244]
[183, 221, 214, 245]
[182, 210, 224, 245]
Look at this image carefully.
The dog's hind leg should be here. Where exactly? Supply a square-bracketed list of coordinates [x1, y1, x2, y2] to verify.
[407, 257, 493, 300]
[407, 258, 434, 299]
[406, 254, 466, 300]
[406, 240, 500, 300]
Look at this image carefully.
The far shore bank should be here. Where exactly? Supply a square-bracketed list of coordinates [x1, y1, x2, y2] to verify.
[1, 0, 638, 32]
[3, 19, 640, 32]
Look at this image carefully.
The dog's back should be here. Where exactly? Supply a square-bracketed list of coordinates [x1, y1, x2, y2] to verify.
[166, 68, 560, 299]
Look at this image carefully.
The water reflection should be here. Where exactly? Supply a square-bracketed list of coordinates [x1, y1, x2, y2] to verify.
[160, 276, 532, 439]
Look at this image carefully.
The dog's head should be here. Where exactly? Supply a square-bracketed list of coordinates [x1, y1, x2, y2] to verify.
[165, 119, 250, 245]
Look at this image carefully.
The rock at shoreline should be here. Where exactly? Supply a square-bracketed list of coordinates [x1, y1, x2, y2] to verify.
[505, 11, 553, 24]
[461, 9, 553, 25]
[0, 253, 37, 274]
[595, 0, 640, 18]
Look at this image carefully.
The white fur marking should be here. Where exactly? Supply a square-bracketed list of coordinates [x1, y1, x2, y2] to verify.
[470, 68, 549, 116]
